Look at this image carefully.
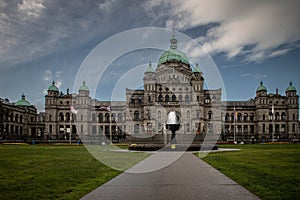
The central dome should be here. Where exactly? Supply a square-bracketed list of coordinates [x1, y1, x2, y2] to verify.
[158, 33, 189, 65]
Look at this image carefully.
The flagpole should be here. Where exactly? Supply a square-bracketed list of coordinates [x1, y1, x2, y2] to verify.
[70, 105, 78, 145]
[234, 103, 236, 144]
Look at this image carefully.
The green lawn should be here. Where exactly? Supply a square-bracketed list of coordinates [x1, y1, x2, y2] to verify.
[199, 144, 300, 200]
[0, 144, 147, 200]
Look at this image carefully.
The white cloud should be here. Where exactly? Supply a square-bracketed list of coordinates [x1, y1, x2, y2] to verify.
[240, 73, 267, 80]
[145, 0, 300, 62]
[18, 0, 46, 18]
[98, 0, 115, 12]
[43, 70, 52, 81]
[42, 69, 63, 88]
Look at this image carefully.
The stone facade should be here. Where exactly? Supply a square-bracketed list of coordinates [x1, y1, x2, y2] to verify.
[43, 36, 299, 143]
[0, 95, 45, 140]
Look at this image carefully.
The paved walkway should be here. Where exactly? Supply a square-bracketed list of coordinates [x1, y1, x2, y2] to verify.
[81, 152, 260, 200]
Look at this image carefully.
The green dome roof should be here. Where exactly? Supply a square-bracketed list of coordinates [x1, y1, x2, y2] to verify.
[158, 34, 189, 65]
[15, 94, 31, 106]
[286, 82, 296, 92]
[145, 62, 155, 73]
[79, 81, 89, 91]
[256, 81, 267, 92]
[48, 81, 59, 92]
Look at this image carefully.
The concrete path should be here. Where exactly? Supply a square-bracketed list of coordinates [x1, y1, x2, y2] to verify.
[81, 152, 260, 200]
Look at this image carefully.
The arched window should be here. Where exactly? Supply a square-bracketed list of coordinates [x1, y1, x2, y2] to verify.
[178, 95, 183, 102]
[72, 114, 77, 121]
[105, 113, 110, 122]
[231, 113, 234, 121]
[138, 97, 142, 104]
[59, 112, 64, 121]
[281, 112, 286, 120]
[92, 113, 96, 122]
[157, 111, 161, 119]
[249, 113, 254, 121]
[98, 113, 103, 122]
[165, 95, 169, 102]
[111, 113, 116, 122]
[118, 113, 123, 122]
[275, 112, 280, 121]
[185, 95, 189, 102]
[134, 111, 139, 120]
[225, 113, 229, 121]
[158, 95, 163, 102]
[243, 113, 248, 121]
[66, 112, 71, 122]
[237, 113, 242, 121]
[172, 95, 176, 101]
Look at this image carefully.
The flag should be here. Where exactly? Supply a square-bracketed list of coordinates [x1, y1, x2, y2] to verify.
[70, 105, 78, 114]
[100, 105, 111, 111]
[234, 104, 237, 120]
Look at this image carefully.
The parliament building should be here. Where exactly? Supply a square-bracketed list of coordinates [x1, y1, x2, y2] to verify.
[43, 35, 299, 143]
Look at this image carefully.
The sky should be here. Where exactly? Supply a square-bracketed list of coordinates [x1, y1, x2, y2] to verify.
[0, 0, 299, 112]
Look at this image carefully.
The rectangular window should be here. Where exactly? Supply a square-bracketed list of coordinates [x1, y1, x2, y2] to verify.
[243, 125, 248, 133]
[134, 124, 139, 133]
[195, 123, 200, 131]
[92, 126, 97, 134]
[98, 126, 103, 134]
[196, 111, 200, 119]
[250, 125, 254, 134]
[186, 123, 190, 132]
[262, 124, 265, 133]
[208, 124, 213, 133]
[105, 126, 109, 134]
[281, 124, 285, 132]
[225, 125, 229, 133]
[292, 124, 295, 132]
[49, 125, 52, 133]
[237, 125, 242, 133]
[158, 123, 161, 132]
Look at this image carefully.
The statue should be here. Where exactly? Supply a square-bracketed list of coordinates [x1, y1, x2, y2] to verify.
[166, 111, 180, 143]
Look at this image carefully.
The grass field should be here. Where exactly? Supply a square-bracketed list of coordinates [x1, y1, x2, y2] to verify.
[0, 144, 147, 200]
[199, 144, 300, 200]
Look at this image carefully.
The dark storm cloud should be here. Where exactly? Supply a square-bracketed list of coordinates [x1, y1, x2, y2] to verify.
[0, 0, 154, 67]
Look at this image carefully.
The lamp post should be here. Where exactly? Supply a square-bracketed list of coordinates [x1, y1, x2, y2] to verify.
[272, 104, 274, 143]
[69, 115, 72, 144]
